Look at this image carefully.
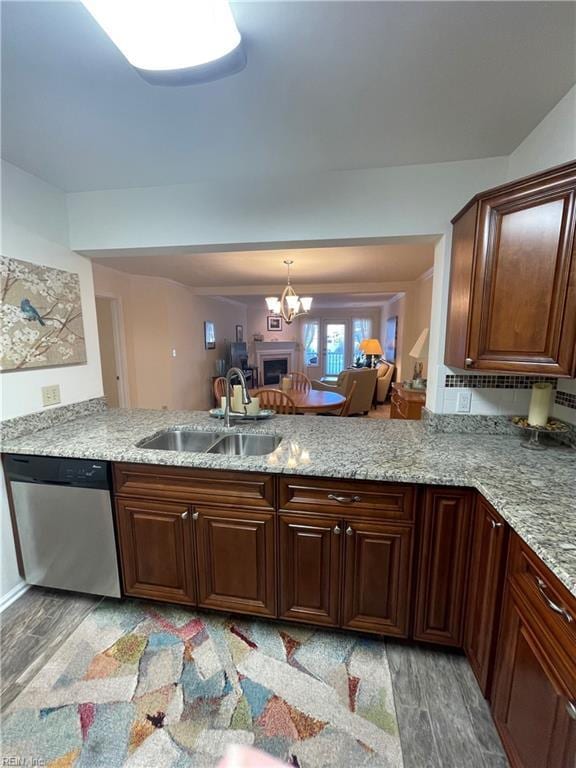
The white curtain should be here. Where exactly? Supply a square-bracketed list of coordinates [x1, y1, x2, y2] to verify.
[302, 321, 319, 366]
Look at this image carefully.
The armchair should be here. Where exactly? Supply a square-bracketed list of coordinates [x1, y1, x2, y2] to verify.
[312, 368, 377, 415]
[375, 361, 395, 403]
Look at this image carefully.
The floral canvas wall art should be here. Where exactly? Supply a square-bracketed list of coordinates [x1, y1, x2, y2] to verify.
[1, 256, 87, 371]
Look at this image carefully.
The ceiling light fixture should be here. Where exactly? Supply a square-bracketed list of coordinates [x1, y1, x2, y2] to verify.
[265, 260, 313, 325]
[81, 0, 246, 86]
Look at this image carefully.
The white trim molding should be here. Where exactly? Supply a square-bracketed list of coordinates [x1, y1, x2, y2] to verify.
[0, 580, 29, 613]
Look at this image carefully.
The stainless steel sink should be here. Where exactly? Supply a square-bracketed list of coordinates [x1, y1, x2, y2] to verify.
[137, 429, 223, 452]
[207, 433, 282, 457]
[137, 429, 281, 457]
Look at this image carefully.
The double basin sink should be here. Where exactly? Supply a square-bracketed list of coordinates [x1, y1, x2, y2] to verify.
[137, 429, 281, 457]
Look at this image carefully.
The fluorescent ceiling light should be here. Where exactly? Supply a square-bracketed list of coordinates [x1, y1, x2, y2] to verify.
[82, 0, 245, 85]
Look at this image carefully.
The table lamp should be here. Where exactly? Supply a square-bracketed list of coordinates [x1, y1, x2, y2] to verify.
[362, 339, 383, 368]
[409, 328, 429, 385]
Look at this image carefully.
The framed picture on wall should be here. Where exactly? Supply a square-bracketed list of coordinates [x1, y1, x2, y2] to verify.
[235, 324, 244, 342]
[384, 315, 398, 363]
[204, 321, 216, 350]
[267, 316, 282, 332]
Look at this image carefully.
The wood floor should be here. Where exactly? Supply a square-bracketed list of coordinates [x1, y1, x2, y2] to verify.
[0, 588, 508, 767]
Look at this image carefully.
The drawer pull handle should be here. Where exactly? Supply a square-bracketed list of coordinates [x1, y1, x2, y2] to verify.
[192, 511, 199, 521]
[536, 578, 573, 623]
[345, 526, 354, 536]
[333, 525, 341, 535]
[328, 494, 361, 504]
[567, 701, 576, 721]
[181, 511, 189, 520]
[490, 520, 503, 529]
[465, 357, 474, 367]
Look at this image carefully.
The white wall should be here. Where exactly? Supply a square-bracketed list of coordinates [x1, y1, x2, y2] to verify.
[507, 85, 576, 181]
[93, 264, 247, 410]
[68, 157, 506, 252]
[0, 161, 103, 604]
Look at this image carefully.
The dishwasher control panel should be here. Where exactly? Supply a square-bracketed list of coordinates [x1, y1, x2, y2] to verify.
[4, 454, 111, 490]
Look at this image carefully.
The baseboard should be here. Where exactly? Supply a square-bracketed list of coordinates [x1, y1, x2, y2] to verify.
[0, 581, 29, 613]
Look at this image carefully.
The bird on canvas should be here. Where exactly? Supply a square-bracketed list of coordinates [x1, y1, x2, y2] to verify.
[20, 298, 46, 326]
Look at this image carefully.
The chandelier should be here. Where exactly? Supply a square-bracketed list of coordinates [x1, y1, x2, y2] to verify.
[265, 260, 313, 324]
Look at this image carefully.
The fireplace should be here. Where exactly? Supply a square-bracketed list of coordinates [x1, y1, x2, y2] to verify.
[263, 358, 288, 386]
[255, 342, 298, 384]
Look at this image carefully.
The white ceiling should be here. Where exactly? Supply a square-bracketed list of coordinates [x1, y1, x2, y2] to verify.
[92, 242, 435, 288]
[228, 292, 399, 309]
[2, 1, 575, 192]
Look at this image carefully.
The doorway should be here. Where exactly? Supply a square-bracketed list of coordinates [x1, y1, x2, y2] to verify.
[322, 321, 347, 376]
[95, 296, 128, 408]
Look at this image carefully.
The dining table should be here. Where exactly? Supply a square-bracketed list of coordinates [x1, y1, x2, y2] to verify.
[251, 388, 346, 414]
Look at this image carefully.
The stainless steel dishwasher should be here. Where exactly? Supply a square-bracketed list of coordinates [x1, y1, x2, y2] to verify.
[5, 454, 121, 598]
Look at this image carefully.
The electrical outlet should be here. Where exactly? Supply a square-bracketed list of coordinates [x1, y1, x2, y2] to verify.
[41, 384, 61, 407]
[456, 390, 472, 413]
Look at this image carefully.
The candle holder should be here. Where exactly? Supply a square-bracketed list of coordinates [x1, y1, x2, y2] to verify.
[511, 417, 569, 450]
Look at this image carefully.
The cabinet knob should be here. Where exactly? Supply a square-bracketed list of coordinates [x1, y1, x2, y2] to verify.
[536, 577, 573, 623]
[192, 511, 199, 521]
[333, 525, 341, 535]
[567, 700, 576, 721]
[490, 519, 503, 529]
[345, 526, 354, 536]
[181, 511, 189, 520]
[328, 494, 361, 504]
[465, 358, 474, 367]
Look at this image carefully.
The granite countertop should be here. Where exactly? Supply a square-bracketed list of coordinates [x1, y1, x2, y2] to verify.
[2, 408, 575, 598]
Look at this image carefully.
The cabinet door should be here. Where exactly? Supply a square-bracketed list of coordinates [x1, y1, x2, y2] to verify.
[469, 184, 576, 375]
[279, 514, 342, 626]
[195, 506, 276, 617]
[414, 488, 472, 646]
[116, 498, 195, 605]
[492, 588, 576, 768]
[465, 496, 509, 698]
[342, 521, 413, 637]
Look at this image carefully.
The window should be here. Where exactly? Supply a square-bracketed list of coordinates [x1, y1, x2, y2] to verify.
[352, 318, 373, 361]
[302, 320, 319, 367]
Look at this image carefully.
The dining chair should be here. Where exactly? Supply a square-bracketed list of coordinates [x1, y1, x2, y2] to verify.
[213, 376, 227, 406]
[290, 371, 311, 393]
[339, 381, 358, 417]
[254, 389, 296, 415]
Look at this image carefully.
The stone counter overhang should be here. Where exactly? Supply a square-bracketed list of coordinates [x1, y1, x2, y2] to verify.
[2, 408, 575, 598]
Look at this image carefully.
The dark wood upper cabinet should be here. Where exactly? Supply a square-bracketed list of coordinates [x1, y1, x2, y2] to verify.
[445, 161, 576, 375]
[414, 487, 472, 647]
[195, 506, 276, 617]
[341, 520, 413, 637]
[464, 496, 509, 699]
[492, 536, 576, 768]
[116, 497, 196, 605]
[278, 513, 342, 627]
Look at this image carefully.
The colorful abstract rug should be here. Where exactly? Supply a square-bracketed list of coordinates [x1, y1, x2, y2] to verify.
[2, 601, 403, 767]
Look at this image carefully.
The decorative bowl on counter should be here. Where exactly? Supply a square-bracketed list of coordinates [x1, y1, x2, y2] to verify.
[511, 416, 569, 450]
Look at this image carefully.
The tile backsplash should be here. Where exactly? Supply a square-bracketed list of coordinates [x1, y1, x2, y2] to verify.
[442, 373, 576, 423]
[444, 374, 558, 389]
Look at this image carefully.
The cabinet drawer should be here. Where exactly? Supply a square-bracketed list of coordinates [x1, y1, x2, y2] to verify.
[391, 393, 408, 419]
[508, 535, 576, 659]
[279, 477, 415, 522]
[113, 463, 274, 509]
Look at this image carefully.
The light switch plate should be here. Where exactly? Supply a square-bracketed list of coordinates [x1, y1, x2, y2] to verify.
[42, 384, 61, 407]
[456, 390, 472, 413]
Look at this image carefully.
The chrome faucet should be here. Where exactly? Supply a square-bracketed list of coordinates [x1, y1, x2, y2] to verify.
[224, 367, 252, 428]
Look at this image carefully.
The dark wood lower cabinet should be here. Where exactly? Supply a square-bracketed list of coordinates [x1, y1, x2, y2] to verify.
[492, 586, 576, 768]
[414, 487, 472, 646]
[195, 506, 276, 617]
[342, 521, 413, 637]
[465, 496, 509, 698]
[116, 497, 196, 605]
[278, 513, 341, 626]
[492, 535, 576, 768]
